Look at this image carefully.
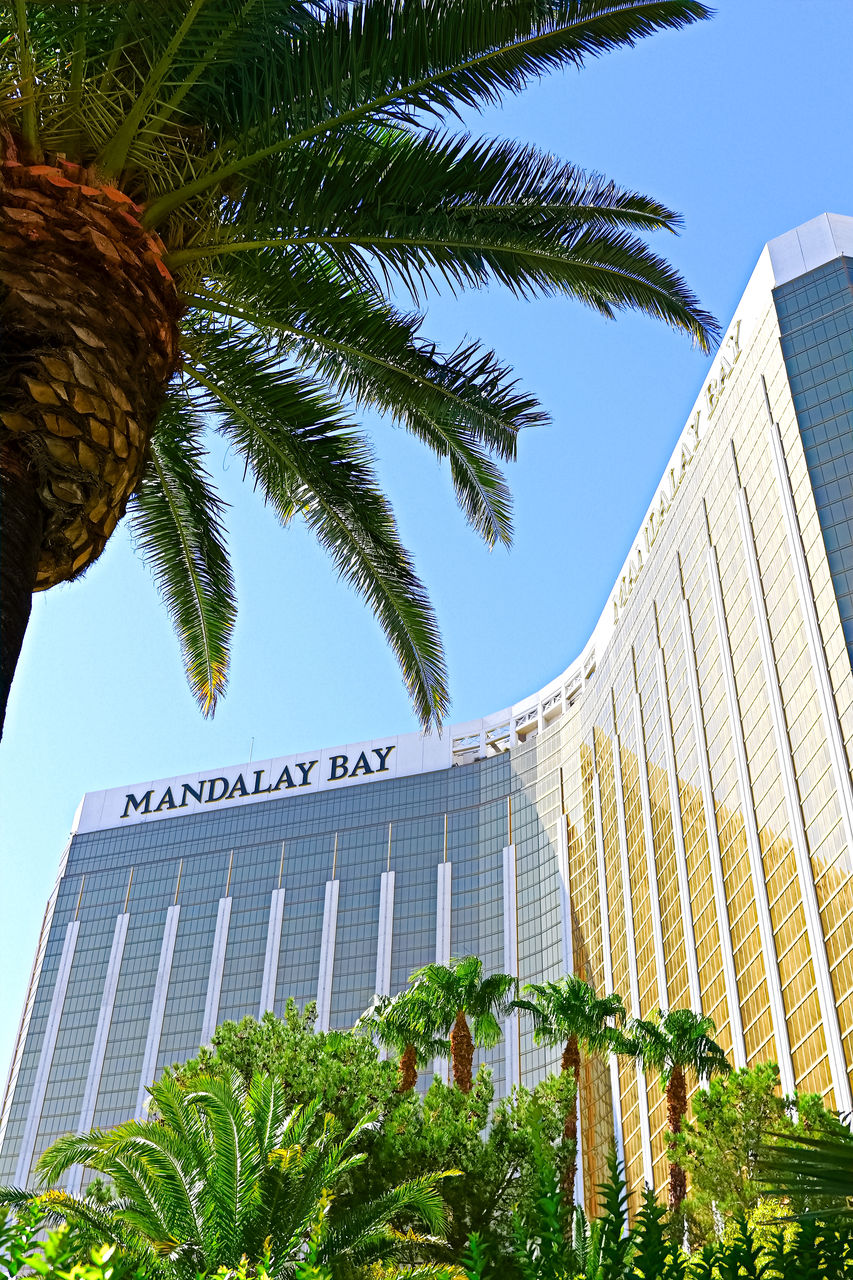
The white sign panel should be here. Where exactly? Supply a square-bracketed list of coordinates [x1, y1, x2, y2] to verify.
[75, 731, 452, 834]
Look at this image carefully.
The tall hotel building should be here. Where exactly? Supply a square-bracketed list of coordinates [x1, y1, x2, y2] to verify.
[3, 214, 853, 1207]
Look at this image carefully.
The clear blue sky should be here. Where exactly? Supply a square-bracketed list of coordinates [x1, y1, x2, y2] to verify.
[2, 2, 851, 1078]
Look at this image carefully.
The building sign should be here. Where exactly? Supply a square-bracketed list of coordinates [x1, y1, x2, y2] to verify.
[611, 320, 742, 626]
[73, 732, 453, 834]
[120, 746, 397, 819]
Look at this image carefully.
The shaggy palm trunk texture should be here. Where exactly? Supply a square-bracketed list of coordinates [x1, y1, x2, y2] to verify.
[0, 155, 181, 589]
[0, 441, 41, 734]
[667, 1065, 688, 1210]
[561, 1034, 581, 1213]
[450, 1010, 474, 1093]
[397, 1043, 418, 1093]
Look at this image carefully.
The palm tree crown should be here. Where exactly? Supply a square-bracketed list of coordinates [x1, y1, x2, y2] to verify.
[408, 956, 516, 1093]
[519, 976, 628, 1058]
[0, 0, 716, 735]
[629, 1008, 730, 1086]
[630, 1008, 730, 1211]
[356, 987, 449, 1091]
[517, 975, 628, 1209]
[8, 1071, 446, 1279]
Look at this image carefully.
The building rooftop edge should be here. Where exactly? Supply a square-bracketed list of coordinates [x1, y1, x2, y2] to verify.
[73, 214, 853, 834]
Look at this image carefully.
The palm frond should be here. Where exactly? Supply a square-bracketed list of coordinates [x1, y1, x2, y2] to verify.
[128, 392, 235, 715]
[183, 325, 449, 727]
[755, 1132, 853, 1214]
[628, 1008, 730, 1084]
[184, 258, 535, 546]
[141, 0, 711, 223]
[172, 125, 716, 345]
[183, 248, 537, 456]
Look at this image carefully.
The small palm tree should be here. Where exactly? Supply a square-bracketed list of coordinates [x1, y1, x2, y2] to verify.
[3, 1072, 447, 1278]
[408, 956, 516, 1093]
[515, 976, 628, 1210]
[629, 1008, 730, 1211]
[0, 0, 716, 738]
[356, 988, 448, 1092]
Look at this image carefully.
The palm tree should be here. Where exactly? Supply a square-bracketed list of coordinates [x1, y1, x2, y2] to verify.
[515, 975, 628, 1209]
[3, 1071, 447, 1278]
[408, 956, 516, 1093]
[0, 0, 716, 737]
[356, 988, 448, 1092]
[629, 1008, 730, 1211]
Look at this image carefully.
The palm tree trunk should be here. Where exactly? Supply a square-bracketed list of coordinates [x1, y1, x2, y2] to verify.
[666, 1065, 688, 1211]
[450, 1009, 474, 1093]
[397, 1043, 418, 1093]
[0, 442, 42, 736]
[0, 158, 181, 725]
[561, 1034, 581, 1212]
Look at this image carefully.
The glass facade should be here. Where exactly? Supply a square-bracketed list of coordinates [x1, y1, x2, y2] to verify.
[3, 215, 853, 1215]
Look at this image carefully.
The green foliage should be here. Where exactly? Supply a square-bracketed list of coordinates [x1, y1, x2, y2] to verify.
[0, 1204, 145, 1280]
[674, 1062, 851, 1241]
[755, 1126, 853, 1218]
[461, 1235, 489, 1280]
[1, 0, 718, 725]
[593, 1151, 632, 1280]
[171, 1005, 576, 1269]
[461, 1155, 853, 1280]
[13, 1071, 446, 1280]
[376, 1068, 573, 1264]
[632, 1187, 684, 1280]
[170, 1002, 400, 1120]
[509, 1133, 568, 1280]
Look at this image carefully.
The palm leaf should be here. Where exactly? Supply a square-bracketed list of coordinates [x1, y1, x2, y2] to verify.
[142, 0, 712, 222]
[755, 1132, 853, 1214]
[183, 326, 449, 726]
[173, 125, 716, 345]
[128, 393, 236, 715]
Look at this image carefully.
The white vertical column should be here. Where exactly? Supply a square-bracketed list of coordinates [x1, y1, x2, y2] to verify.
[66, 913, 129, 1195]
[556, 817, 574, 976]
[592, 768, 625, 1174]
[631, 693, 669, 1010]
[610, 731, 654, 1186]
[435, 862, 453, 1082]
[436, 863, 452, 965]
[200, 897, 232, 1045]
[768, 413, 853, 854]
[609, 1056, 626, 1176]
[592, 773, 614, 996]
[704, 528, 796, 1094]
[77, 919, 127, 1121]
[15, 919, 79, 1185]
[574, 1094, 585, 1212]
[557, 810, 582, 1203]
[502, 844, 520, 1092]
[679, 594, 747, 1067]
[136, 904, 180, 1118]
[316, 880, 340, 1033]
[654, 644, 702, 1014]
[375, 871, 396, 998]
[735, 476, 852, 1110]
[258, 889, 286, 1018]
